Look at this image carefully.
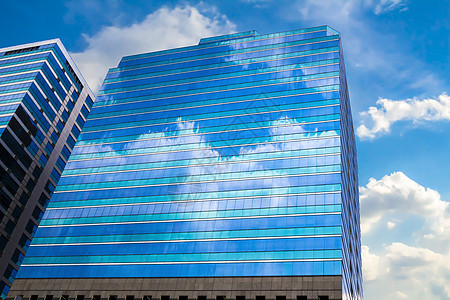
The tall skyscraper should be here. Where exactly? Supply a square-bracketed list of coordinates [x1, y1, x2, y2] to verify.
[9, 27, 362, 300]
[0, 40, 94, 298]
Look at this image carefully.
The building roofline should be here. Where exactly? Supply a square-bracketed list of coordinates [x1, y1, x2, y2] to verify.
[118, 25, 340, 65]
[0, 39, 94, 97]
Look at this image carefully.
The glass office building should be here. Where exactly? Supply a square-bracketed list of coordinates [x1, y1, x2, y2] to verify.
[0, 40, 94, 298]
[9, 27, 362, 300]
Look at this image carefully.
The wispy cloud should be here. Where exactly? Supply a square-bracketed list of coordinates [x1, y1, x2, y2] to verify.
[270, 0, 445, 122]
[374, 0, 408, 15]
[70, 5, 236, 92]
[360, 172, 450, 299]
[356, 93, 450, 139]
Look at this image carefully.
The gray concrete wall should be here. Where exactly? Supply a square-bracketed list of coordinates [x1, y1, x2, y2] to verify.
[8, 276, 341, 300]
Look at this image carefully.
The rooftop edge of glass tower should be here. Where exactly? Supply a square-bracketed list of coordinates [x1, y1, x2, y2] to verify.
[8, 27, 362, 300]
[0, 39, 93, 97]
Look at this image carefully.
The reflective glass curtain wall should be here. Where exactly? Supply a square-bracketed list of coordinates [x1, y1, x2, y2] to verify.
[0, 40, 94, 298]
[13, 27, 362, 300]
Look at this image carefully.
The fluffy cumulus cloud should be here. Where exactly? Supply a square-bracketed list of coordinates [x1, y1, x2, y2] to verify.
[70, 5, 236, 92]
[356, 93, 450, 139]
[360, 172, 450, 299]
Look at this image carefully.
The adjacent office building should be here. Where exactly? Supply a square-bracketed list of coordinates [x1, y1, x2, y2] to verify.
[9, 26, 362, 300]
[0, 40, 94, 298]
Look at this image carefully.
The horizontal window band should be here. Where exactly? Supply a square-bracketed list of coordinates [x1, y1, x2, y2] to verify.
[80, 100, 341, 143]
[108, 35, 339, 75]
[41, 204, 342, 226]
[88, 82, 340, 135]
[39, 211, 341, 229]
[0, 93, 25, 102]
[0, 112, 14, 118]
[26, 245, 342, 259]
[45, 198, 341, 217]
[48, 187, 342, 214]
[47, 190, 340, 209]
[101, 49, 339, 94]
[33, 214, 342, 239]
[99, 53, 339, 96]
[74, 116, 338, 149]
[94, 83, 339, 118]
[63, 152, 340, 178]
[82, 108, 339, 141]
[0, 110, 17, 117]
[23, 250, 342, 265]
[51, 180, 341, 202]
[0, 101, 21, 108]
[100, 68, 338, 100]
[1, 48, 68, 77]
[96, 66, 339, 104]
[0, 86, 31, 96]
[116, 32, 336, 70]
[0, 63, 45, 76]
[118, 27, 333, 63]
[97, 61, 339, 108]
[0, 82, 34, 92]
[98, 68, 339, 113]
[0, 52, 52, 68]
[90, 88, 340, 125]
[30, 230, 342, 246]
[0, 74, 38, 86]
[0, 59, 54, 75]
[105, 63, 339, 97]
[54, 169, 341, 193]
[60, 159, 341, 187]
[56, 165, 341, 192]
[105, 58, 338, 90]
[82, 115, 340, 160]
[69, 129, 340, 162]
[80, 104, 340, 148]
[75, 116, 340, 157]
[90, 91, 340, 130]
[110, 37, 338, 78]
[21, 257, 341, 267]
[47, 192, 340, 212]
[0, 68, 42, 81]
[0, 48, 54, 62]
[16, 260, 342, 278]
[65, 146, 340, 175]
[0, 67, 39, 77]
[0, 57, 77, 103]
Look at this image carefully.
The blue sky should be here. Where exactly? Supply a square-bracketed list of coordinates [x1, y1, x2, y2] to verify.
[1, 0, 449, 299]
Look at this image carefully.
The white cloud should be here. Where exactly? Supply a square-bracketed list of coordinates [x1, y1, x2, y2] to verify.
[394, 291, 409, 299]
[386, 221, 396, 229]
[360, 172, 450, 299]
[369, 242, 450, 299]
[70, 5, 236, 92]
[273, 0, 445, 129]
[361, 245, 382, 281]
[360, 171, 450, 237]
[356, 93, 450, 139]
[284, 0, 407, 27]
[239, 0, 273, 5]
[374, 0, 407, 14]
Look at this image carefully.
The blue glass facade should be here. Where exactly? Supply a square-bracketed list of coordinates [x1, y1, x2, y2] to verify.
[0, 40, 94, 298]
[13, 27, 362, 300]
